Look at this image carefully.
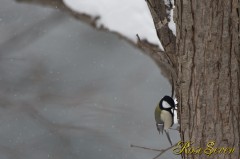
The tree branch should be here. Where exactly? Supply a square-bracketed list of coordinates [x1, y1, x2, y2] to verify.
[16, 0, 176, 83]
[146, 0, 176, 67]
[136, 34, 176, 81]
[130, 143, 177, 159]
[130, 144, 163, 152]
[152, 144, 177, 159]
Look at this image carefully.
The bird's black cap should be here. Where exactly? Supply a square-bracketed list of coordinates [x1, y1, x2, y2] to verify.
[159, 95, 175, 110]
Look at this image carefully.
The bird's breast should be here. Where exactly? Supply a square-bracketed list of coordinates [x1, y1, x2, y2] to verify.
[160, 110, 173, 129]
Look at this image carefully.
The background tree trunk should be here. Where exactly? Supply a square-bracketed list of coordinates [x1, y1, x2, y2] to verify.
[175, 0, 239, 158]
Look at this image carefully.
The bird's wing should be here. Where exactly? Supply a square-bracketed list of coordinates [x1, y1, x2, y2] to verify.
[164, 130, 173, 146]
[155, 105, 164, 134]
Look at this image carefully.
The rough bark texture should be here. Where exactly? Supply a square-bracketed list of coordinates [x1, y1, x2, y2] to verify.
[146, 0, 178, 96]
[175, 0, 240, 158]
[148, 0, 239, 158]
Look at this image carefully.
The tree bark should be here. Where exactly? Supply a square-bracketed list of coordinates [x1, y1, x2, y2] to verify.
[148, 0, 239, 158]
[175, 0, 240, 158]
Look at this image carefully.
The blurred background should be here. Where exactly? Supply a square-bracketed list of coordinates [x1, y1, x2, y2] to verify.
[0, 0, 180, 159]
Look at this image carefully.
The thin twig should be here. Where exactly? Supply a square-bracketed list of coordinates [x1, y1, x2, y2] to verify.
[130, 143, 177, 159]
[130, 144, 163, 152]
[152, 143, 177, 159]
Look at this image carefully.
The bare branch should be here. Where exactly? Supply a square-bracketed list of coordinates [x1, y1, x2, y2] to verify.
[146, 0, 176, 66]
[130, 143, 177, 159]
[15, 0, 177, 83]
[136, 34, 176, 82]
[130, 144, 163, 152]
[16, 0, 176, 83]
[152, 143, 177, 159]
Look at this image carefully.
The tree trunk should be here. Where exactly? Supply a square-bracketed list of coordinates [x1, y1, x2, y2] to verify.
[175, 0, 239, 158]
[147, 0, 239, 158]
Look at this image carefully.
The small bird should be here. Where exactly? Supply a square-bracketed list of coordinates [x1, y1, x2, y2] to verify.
[154, 95, 175, 145]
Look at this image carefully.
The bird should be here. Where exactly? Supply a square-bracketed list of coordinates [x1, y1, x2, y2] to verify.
[154, 95, 175, 145]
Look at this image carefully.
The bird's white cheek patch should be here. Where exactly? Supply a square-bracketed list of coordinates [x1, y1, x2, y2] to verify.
[162, 101, 171, 109]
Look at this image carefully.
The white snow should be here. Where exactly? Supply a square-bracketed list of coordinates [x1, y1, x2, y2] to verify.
[174, 97, 178, 124]
[168, 0, 176, 36]
[63, 0, 175, 50]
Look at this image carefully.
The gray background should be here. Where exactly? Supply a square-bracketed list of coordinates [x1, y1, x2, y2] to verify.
[0, 0, 180, 159]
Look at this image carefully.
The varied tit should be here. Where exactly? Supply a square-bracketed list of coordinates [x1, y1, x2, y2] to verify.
[154, 95, 175, 145]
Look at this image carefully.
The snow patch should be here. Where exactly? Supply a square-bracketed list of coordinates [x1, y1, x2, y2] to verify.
[168, 0, 176, 35]
[63, 0, 165, 49]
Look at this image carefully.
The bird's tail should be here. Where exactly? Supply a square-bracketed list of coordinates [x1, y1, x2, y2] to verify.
[157, 123, 164, 134]
[164, 130, 173, 146]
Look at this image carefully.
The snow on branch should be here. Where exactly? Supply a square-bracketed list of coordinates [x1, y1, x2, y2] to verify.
[146, 0, 176, 54]
[62, 0, 176, 78]
[16, 0, 176, 83]
[63, 0, 164, 50]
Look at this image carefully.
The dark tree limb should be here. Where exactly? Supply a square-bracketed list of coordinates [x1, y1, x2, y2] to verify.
[146, 0, 178, 100]
[146, 0, 176, 65]
[16, 0, 176, 83]
[136, 34, 176, 80]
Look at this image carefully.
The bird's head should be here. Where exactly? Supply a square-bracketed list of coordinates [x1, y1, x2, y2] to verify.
[159, 95, 175, 110]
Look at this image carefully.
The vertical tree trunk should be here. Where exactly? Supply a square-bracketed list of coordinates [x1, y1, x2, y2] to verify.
[175, 0, 239, 158]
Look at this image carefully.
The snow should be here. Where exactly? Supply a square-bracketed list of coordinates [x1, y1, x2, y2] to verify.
[63, 0, 178, 122]
[63, 0, 176, 50]
[174, 98, 178, 124]
[168, 0, 176, 36]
